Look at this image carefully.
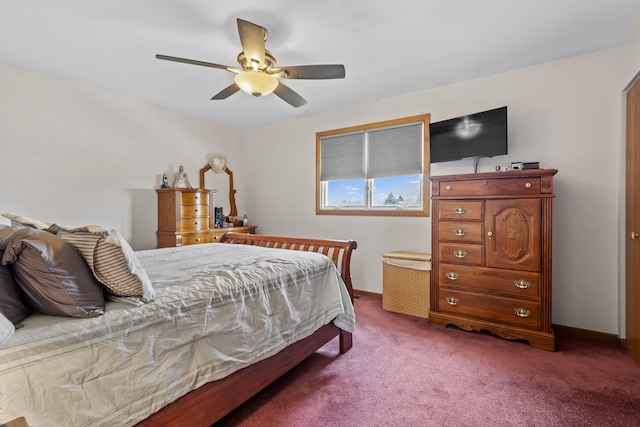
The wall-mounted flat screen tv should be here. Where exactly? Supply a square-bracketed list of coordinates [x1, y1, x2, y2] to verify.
[429, 106, 508, 164]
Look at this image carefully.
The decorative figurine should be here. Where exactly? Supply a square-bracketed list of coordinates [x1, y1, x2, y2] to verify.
[173, 165, 191, 188]
[161, 173, 170, 188]
[495, 165, 501, 172]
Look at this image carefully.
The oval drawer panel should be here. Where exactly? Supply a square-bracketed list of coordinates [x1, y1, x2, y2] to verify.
[438, 200, 483, 220]
[438, 264, 540, 300]
[438, 222, 483, 243]
[438, 243, 483, 265]
[439, 290, 540, 329]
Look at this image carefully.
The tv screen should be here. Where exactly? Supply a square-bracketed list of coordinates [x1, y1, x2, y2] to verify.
[429, 106, 508, 163]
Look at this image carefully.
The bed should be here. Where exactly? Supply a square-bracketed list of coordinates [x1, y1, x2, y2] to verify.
[0, 229, 357, 427]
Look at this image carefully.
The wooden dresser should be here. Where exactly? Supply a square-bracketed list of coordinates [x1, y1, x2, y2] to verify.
[429, 169, 557, 351]
[156, 188, 256, 248]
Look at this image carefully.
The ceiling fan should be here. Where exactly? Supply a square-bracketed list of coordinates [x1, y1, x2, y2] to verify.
[156, 18, 346, 108]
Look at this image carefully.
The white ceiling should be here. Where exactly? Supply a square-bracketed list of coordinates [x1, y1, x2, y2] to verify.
[1, 1, 640, 129]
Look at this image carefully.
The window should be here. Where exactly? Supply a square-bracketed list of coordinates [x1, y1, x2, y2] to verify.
[316, 114, 430, 216]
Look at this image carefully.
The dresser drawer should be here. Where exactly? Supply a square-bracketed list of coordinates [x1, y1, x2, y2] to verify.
[439, 177, 541, 196]
[438, 200, 483, 220]
[209, 226, 258, 243]
[210, 229, 227, 242]
[181, 192, 209, 206]
[438, 264, 540, 300]
[438, 243, 483, 265]
[181, 204, 209, 218]
[180, 217, 208, 231]
[439, 290, 540, 329]
[438, 222, 483, 244]
[178, 233, 210, 246]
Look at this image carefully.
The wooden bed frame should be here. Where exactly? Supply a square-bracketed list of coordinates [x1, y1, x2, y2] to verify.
[135, 233, 357, 427]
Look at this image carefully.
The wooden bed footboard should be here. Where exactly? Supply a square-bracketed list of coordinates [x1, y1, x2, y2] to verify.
[136, 234, 357, 427]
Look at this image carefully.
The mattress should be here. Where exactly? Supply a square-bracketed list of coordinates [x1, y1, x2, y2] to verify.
[0, 243, 355, 427]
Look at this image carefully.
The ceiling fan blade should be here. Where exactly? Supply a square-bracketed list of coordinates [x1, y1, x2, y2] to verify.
[237, 18, 266, 68]
[273, 82, 307, 108]
[211, 83, 241, 100]
[156, 54, 232, 71]
[273, 64, 346, 80]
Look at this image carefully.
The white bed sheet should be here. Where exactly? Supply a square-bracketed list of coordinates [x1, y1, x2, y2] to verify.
[0, 243, 355, 427]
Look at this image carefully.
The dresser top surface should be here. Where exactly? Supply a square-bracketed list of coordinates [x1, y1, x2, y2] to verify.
[429, 169, 557, 182]
[156, 187, 213, 193]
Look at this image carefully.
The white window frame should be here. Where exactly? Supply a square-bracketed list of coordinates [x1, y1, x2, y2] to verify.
[316, 114, 430, 217]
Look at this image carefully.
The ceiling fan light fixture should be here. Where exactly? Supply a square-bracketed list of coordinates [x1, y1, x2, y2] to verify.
[234, 70, 278, 97]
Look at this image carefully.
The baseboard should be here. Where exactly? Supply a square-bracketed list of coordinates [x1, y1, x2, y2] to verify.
[354, 290, 381, 299]
[553, 324, 621, 345]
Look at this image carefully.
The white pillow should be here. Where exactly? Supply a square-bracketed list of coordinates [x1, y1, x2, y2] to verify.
[2, 212, 51, 230]
[0, 311, 15, 348]
[49, 224, 155, 301]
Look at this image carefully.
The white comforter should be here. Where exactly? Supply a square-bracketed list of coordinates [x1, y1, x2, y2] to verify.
[0, 243, 355, 427]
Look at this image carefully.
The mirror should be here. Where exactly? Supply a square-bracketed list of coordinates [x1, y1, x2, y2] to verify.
[199, 156, 238, 220]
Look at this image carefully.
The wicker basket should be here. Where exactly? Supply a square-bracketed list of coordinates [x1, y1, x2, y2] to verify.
[382, 252, 431, 319]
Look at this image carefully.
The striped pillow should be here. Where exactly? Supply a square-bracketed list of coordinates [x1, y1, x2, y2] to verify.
[50, 224, 155, 301]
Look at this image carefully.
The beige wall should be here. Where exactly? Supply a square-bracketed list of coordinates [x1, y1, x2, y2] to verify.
[0, 38, 635, 335]
[242, 48, 622, 334]
[0, 63, 242, 250]
[622, 15, 640, 89]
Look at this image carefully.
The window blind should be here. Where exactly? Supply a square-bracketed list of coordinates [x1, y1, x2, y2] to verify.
[366, 122, 423, 178]
[319, 122, 423, 181]
[319, 131, 365, 181]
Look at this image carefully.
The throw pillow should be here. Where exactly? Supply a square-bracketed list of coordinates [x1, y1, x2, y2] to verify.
[0, 249, 31, 324]
[1, 213, 51, 230]
[1, 227, 105, 317]
[50, 224, 155, 301]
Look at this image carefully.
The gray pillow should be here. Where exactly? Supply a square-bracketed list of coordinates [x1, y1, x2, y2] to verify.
[1, 228, 105, 318]
[0, 249, 32, 323]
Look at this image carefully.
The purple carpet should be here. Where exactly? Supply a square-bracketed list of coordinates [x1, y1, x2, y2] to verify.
[217, 295, 640, 426]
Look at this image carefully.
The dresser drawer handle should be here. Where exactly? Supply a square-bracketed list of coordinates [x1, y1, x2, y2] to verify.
[514, 279, 531, 289]
[446, 297, 459, 306]
[453, 250, 467, 258]
[454, 206, 467, 214]
[453, 228, 467, 237]
[446, 272, 459, 281]
[525, 182, 532, 188]
[514, 308, 531, 318]
[195, 238, 201, 242]
[446, 185, 452, 191]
